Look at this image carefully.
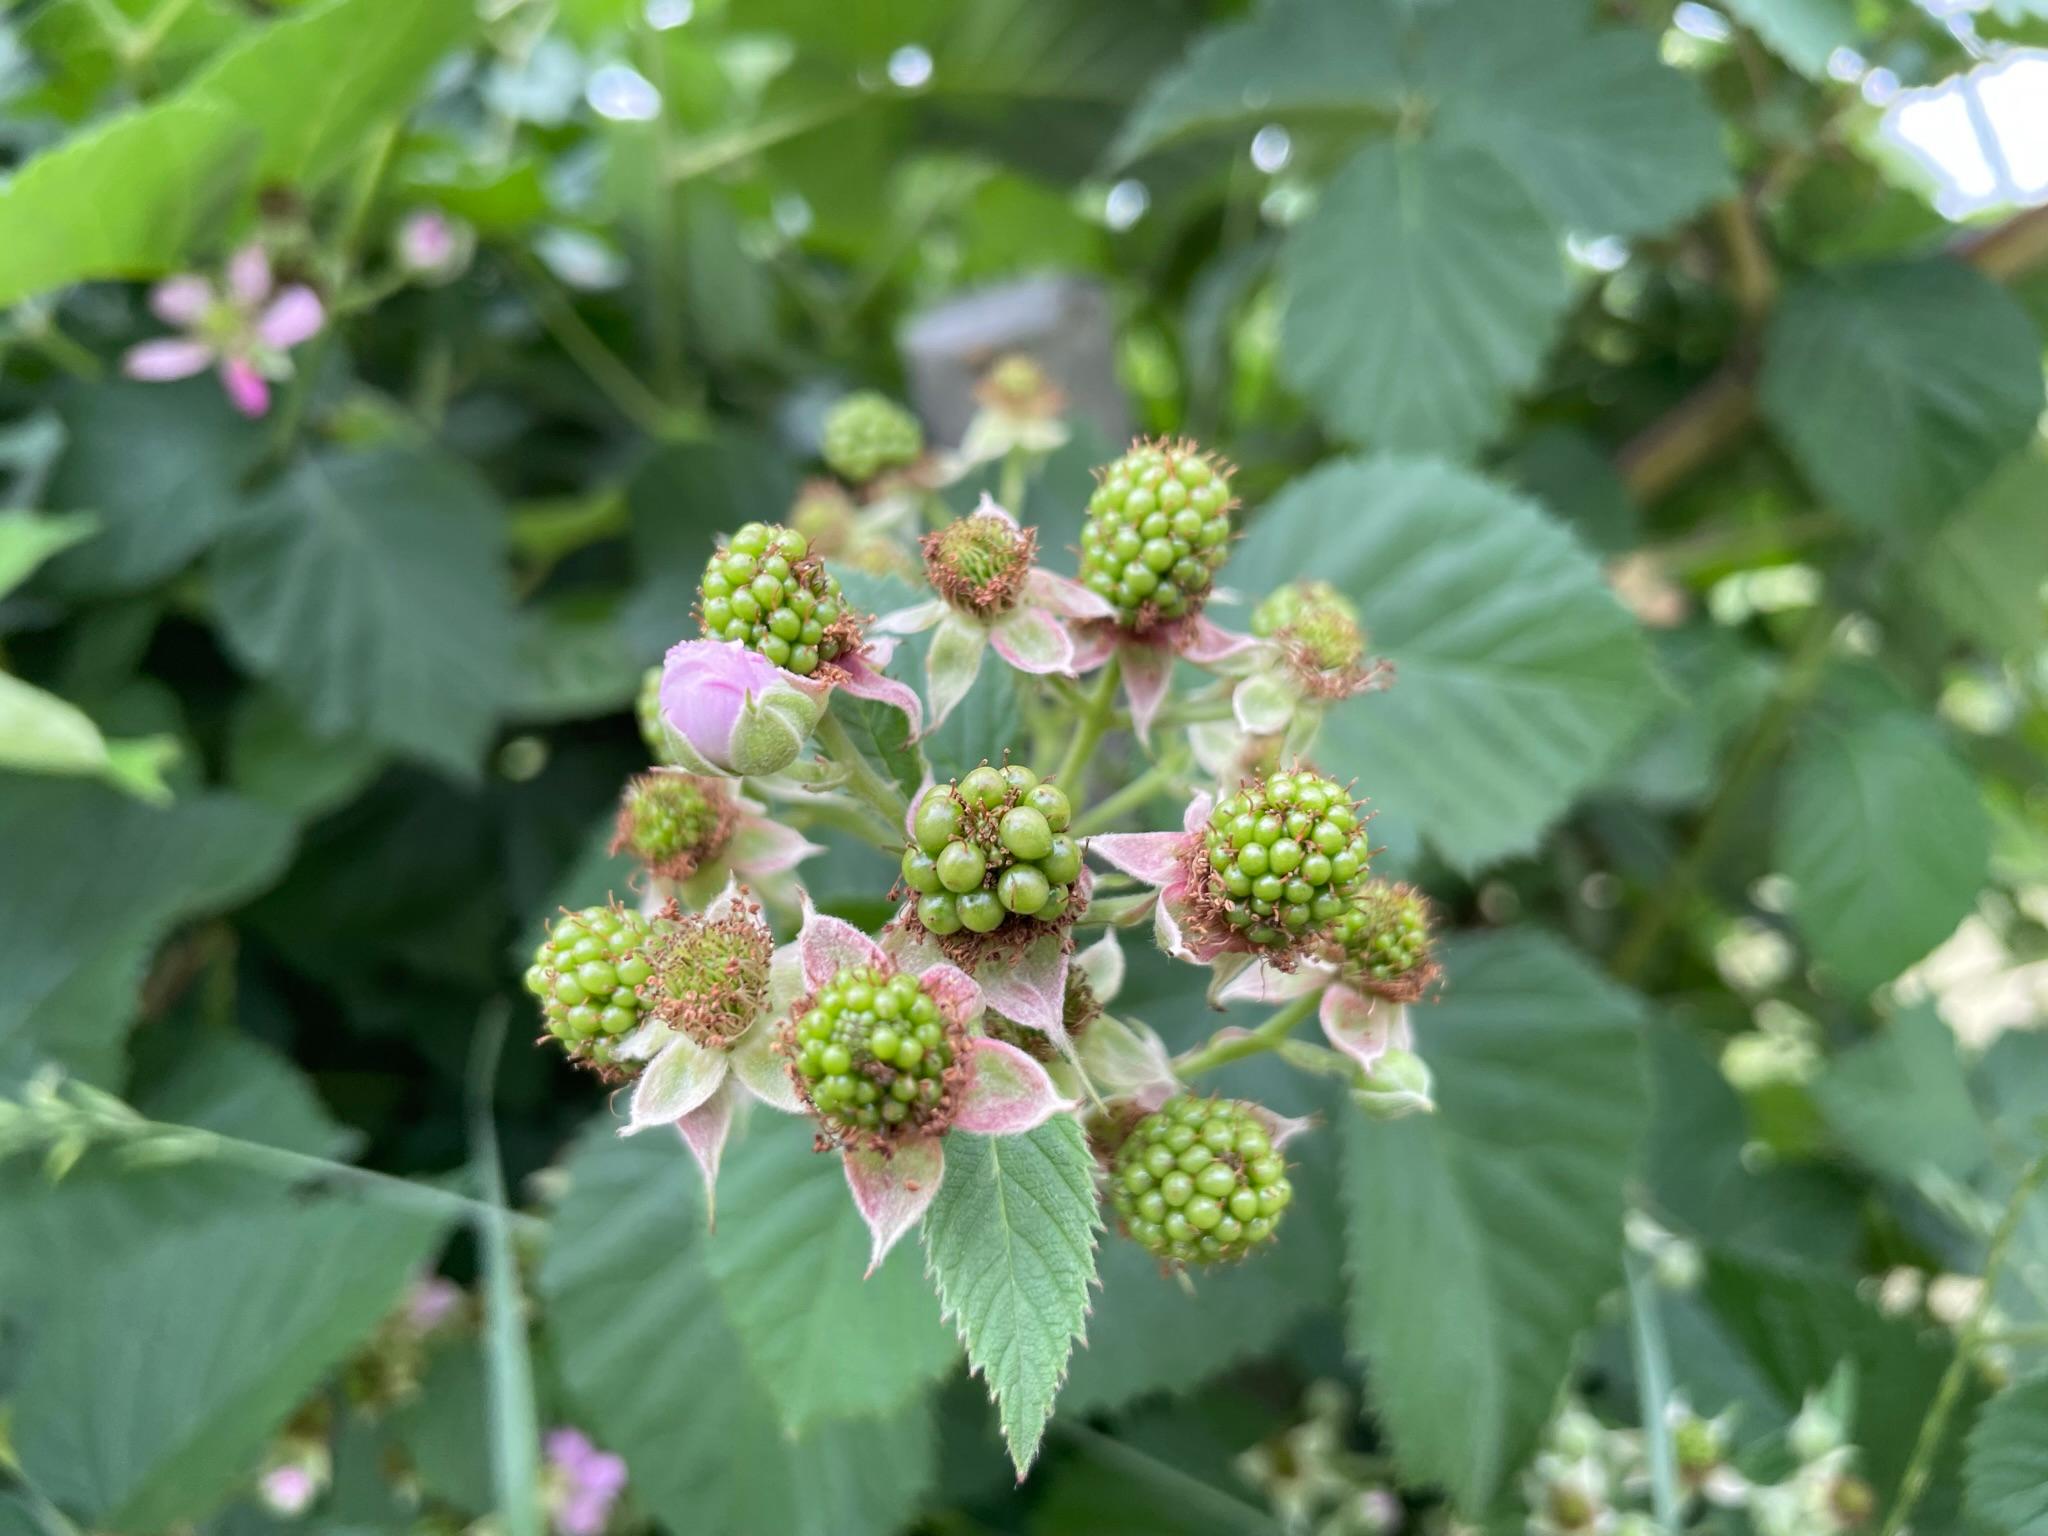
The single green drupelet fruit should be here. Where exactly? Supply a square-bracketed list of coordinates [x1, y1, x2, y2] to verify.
[902, 761, 1081, 939]
[1252, 580, 1366, 672]
[613, 772, 731, 878]
[1203, 768, 1370, 949]
[790, 963, 957, 1139]
[1078, 439, 1235, 630]
[697, 521, 849, 677]
[635, 666, 688, 765]
[1109, 1095, 1291, 1265]
[524, 904, 656, 1074]
[821, 391, 924, 483]
[1329, 879, 1434, 993]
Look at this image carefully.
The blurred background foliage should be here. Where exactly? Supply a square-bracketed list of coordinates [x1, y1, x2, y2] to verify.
[3, 0, 2048, 1532]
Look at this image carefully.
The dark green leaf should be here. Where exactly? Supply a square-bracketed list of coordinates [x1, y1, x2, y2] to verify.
[1967, 1372, 2048, 1535]
[1814, 1004, 1990, 1184]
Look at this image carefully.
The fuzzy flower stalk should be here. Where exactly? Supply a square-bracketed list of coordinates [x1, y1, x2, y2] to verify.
[876, 495, 1114, 729]
[124, 245, 324, 417]
[783, 898, 1073, 1270]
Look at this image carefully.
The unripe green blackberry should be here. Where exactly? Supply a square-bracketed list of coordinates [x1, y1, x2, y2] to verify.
[1328, 880, 1438, 1001]
[642, 894, 774, 1048]
[902, 761, 1082, 943]
[921, 511, 1035, 617]
[1253, 581, 1365, 672]
[821, 391, 924, 483]
[525, 904, 656, 1075]
[1079, 439, 1236, 630]
[1202, 768, 1370, 949]
[697, 521, 850, 677]
[1109, 1095, 1290, 1265]
[636, 665, 688, 765]
[789, 963, 960, 1142]
[610, 772, 734, 881]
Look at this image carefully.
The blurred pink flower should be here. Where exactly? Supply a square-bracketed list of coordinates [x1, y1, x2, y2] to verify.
[123, 245, 323, 419]
[544, 1427, 628, 1536]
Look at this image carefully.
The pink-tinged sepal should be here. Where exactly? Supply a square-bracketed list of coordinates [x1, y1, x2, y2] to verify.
[1248, 1102, 1316, 1148]
[1353, 1047, 1435, 1120]
[1073, 930, 1125, 1004]
[675, 1079, 737, 1226]
[956, 1037, 1074, 1134]
[1182, 614, 1268, 670]
[730, 1016, 805, 1113]
[973, 930, 1071, 1049]
[1320, 989, 1409, 1074]
[990, 606, 1077, 675]
[924, 613, 988, 732]
[1068, 624, 1119, 672]
[699, 873, 749, 923]
[916, 961, 986, 1030]
[625, 1036, 729, 1133]
[1086, 830, 1185, 886]
[1121, 643, 1173, 742]
[835, 650, 926, 739]
[1204, 949, 1263, 1006]
[1025, 568, 1116, 620]
[725, 813, 822, 876]
[1077, 1013, 1179, 1112]
[797, 894, 891, 989]
[843, 1138, 946, 1275]
[1216, 957, 1325, 1007]
[872, 598, 947, 637]
[1232, 672, 1296, 736]
[972, 491, 1020, 528]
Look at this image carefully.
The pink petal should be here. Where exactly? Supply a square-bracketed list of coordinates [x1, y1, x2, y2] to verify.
[972, 491, 1019, 528]
[123, 337, 215, 381]
[955, 1037, 1075, 1134]
[674, 1078, 737, 1225]
[1180, 792, 1216, 834]
[257, 285, 324, 350]
[915, 961, 986, 1031]
[1068, 623, 1119, 672]
[1215, 958, 1326, 1006]
[797, 892, 891, 990]
[149, 275, 213, 326]
[872, 598, 946, 637]
[730, 1016, 805, 1113]
[728, 813, 823, 877]
[990, 606, 1077, 675]
[226, 245, 273, 306]
[1024, 568, 1116, 620]
[1181, 614, 1268, 668]
[924, 612, 988, 733]
[1321, 989, 1411, 1072]
[219, 356, 270, 417]
[835, 652, 925, 739]
[1085, 829, 1186, 887]
[843, 1138, 946, 1275]
[973, 931, 1071, 1049]
[1121, 643, 1173, 743]
[625, 1035, 729, 1132]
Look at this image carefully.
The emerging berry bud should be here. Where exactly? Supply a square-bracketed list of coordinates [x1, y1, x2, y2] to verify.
[1352, 1048, 1434, 1120]
[610, 772, 737, 882]
[1253, 580, 1369, 682]
[901, 760, 1082, 948]
[1109, 1095, 1291, 1265]
[821, 391, 924, 484]
[641, 894, 774, 1049]
[788, 963, 962, 1145]
[525, 903, 657, 1077]
[697, 521, 853, 677]
[1079, 438, 1236, 632]
[658, 639, 825, 777]
[1327, 880, 1440, 1001]
[921, 510, 1035, 617]
[1197, 768, 1371, 951]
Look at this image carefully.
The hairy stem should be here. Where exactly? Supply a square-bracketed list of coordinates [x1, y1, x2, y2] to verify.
[1882, 1152, 2048, 1536]
[1072, 756, 1187, 838]
[1056, 655, 1121, 791]
[1177, 991, 1320, 1079]
[811, 709, 912, 830]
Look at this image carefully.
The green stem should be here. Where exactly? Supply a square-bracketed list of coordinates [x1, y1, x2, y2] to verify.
[509, 255, 695, 441]
[1056, 1423, 1278, 1535]
[1882, 1152, 2048, 1536]
[1177, 991, 1320, 1079]
[1056, 655, 1121, 791]
[811, 709, 911, 830]
[1612, 605, 1837, 983]
[1071, 756, 1187, 838]
[468, 1007, 544, 1536]
[785, 797, 900, 852]
[1624, 1250, 1683, 1532]
[998, 447, 1027, 515]
[1152, 697, 1238, 727]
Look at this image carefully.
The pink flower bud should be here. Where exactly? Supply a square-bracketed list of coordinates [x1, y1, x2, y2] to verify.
[658, 639, 822, 776]
[395, 210, 473, 281]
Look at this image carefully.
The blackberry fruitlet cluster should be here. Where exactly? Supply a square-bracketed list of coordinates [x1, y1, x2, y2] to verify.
[1079, 439, 1235, 630]
[1253, 581, 1365, 673]
[902, 762, 1081, 939]
[821, 392, 923, 483]
[1329, 880, 1435, 996]
[611, 772, 732, 880]
[1110, 1095, 1291, 1265]
[525, 904, 655, 1074]
[697, 521, 849, 677]
[1203, 769, 1370, 948]
[789, 964, 958, 1140]
[922, 512, 1033, 616]
[635, 666, 685, 765]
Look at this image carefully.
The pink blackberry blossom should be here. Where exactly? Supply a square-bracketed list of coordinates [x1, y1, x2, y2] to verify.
[123, 245, 324, 419]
